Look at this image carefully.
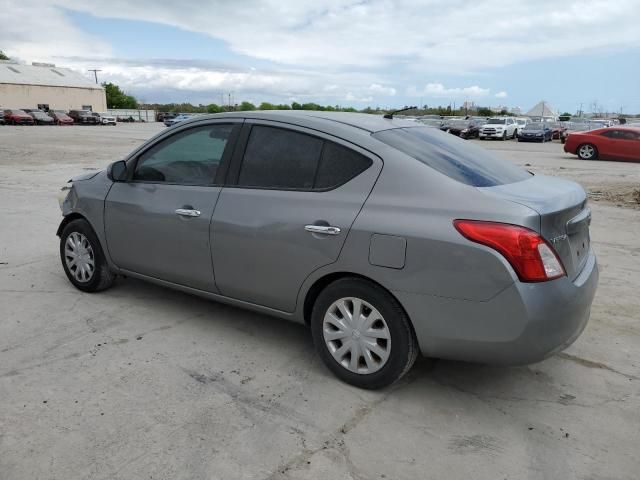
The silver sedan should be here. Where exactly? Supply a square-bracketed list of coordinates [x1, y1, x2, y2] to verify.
[57, 111, 598, 389]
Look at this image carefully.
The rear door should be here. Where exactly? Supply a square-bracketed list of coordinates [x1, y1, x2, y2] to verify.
[104, 121, 240, 292]
[211, 122, 382, 312]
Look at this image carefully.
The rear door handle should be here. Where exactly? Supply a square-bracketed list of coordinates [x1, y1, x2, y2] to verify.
[305, 225, 341, 235]
[175, 208, 201, 217]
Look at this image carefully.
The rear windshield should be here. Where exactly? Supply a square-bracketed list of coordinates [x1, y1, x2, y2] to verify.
[373, 127, 532, 187]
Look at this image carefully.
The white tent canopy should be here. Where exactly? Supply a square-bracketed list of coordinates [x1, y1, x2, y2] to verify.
[525, 101, 557, 119]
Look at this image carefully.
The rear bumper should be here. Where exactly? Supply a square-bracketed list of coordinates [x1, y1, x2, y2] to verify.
[396, 248, 598, 365]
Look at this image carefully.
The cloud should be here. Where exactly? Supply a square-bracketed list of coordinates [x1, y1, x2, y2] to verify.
[407, 83, 491, 98]
[495, 91, 508, 98]
[1, 1, 639, 105]
[368, 84, 397, 96]
[45, 0, 640, 72]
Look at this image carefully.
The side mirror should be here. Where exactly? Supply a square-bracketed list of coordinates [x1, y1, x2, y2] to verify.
[107, 160, 128, 182]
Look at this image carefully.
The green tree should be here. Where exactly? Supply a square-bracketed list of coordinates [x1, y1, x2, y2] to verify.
[206, 103, 223, 113]
[0, 50, 9, 60]
[291, 102, 302, 110]
[258, 102, 276, 110]
[239, 101, 256, 111]
[476, 107, 494, 117]
[102, 82, 138, 109]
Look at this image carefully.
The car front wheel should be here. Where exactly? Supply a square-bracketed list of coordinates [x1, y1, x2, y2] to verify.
[577, 144, 598, 160]
[60, 219, 115, 292]
[311, 278, 418, 389]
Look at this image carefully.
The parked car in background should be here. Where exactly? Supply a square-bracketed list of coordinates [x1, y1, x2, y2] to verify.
[93, 113, 117, 125]
[515, 118, 530, 135]
[3, 109, 35, 125]
[68, 109, 100, 125]
[564, 127, 640, 162]
[560, 122, 592, 144]
[57, 111, 598, 389]
[164, 114, 193, 127]
[27, 110, 55, 125]
[0, 110, 5, 125]
[48, 111, 74, 126]
[157, 112, 177, 123]
[518, 122, 553, 142]
[547, 122, 566, 140]
[479, 117, 518, 140]
[446, 118, 483, 139]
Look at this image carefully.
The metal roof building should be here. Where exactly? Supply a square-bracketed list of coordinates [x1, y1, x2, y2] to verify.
[0, 61, 106, 112]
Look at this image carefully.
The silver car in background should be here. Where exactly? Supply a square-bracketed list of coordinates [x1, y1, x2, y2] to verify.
[57, 111, 598, 389]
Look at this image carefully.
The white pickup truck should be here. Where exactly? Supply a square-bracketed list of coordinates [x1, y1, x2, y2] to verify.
[479, 117, 518, 140]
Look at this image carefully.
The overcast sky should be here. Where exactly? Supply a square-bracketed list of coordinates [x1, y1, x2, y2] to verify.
[2, 0, 639, 113]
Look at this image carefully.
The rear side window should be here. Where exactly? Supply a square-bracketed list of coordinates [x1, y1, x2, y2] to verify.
[373, 127, 531, 187]
[239, 126, 323, 189]
[237, 126, 371, 190]
[315, 142, 372, 189]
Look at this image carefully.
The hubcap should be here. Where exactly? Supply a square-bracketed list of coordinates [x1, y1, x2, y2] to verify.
[579, 145, 594, 158]
[64, 232, 95, 283]
[323, 297, 391, 374]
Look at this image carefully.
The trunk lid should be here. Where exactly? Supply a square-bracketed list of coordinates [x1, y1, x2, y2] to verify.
[479, 174, 591, 280]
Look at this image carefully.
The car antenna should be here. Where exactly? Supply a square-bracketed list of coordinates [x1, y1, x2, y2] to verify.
[384, 106, 418, 119]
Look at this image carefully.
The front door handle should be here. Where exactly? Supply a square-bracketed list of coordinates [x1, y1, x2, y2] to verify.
[305, 225, 341, 235]
[175, 208, 201, 217]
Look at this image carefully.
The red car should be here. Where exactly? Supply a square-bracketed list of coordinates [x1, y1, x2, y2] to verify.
[563, 127, 640, 162]
[3, 109, 35, 125]
[48, 111, 74, 126]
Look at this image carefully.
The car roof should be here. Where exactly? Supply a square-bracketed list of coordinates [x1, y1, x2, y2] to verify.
[179, 110, 419, 133]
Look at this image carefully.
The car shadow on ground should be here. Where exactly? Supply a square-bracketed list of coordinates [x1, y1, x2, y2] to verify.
[102, 275, 552, 398]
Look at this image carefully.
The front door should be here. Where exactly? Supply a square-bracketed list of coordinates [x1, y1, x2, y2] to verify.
[211, 123, 381, 312]
[104, 122, 239, 292]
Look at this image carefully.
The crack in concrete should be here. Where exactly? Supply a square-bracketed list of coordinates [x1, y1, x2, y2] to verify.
[261, 375, 417, 480]
[557, 352, 639, 381]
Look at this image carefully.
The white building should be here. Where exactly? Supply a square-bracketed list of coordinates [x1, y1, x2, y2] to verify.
[0, 61, 106, 111]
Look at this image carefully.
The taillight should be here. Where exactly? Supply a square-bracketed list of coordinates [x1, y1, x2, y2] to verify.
[453, 220, 565, 282]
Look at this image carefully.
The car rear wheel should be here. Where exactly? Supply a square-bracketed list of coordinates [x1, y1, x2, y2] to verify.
[60, 219, 115, 292]
[577, 144, 598, 160]
[311, 278, 418, 389]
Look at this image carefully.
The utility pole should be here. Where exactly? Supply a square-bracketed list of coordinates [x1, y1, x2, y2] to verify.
[88, 69, 102, 84]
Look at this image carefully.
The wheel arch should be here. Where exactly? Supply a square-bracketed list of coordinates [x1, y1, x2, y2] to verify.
[302, 271, 415, 336]
[56, 212, 89, 237]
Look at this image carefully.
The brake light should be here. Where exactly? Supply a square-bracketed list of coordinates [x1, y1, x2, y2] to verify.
[453, 220, 565, 282]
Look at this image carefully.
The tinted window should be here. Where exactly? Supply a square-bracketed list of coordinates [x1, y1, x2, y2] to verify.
[373, 127, 531, 187]
[134, 124, 233, 184]
[315, 142, 372, 189]
[238, 126, 323, 189]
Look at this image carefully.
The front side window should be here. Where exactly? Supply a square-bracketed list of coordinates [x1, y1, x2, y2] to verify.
[373, 127, 531, 187]
[238, 126, 323, 189]
[134, 124, 234, 184]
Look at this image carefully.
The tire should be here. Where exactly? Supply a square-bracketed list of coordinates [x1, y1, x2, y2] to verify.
[310, 278, 419, 389]
[577, 143, 598, 160]
[60, 218, 115, 292]
[513, 129, 518, 139]
[501, 132, 507, 141]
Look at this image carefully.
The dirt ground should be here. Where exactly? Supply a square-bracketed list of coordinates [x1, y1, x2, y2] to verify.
[1, 123, 639, 480]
